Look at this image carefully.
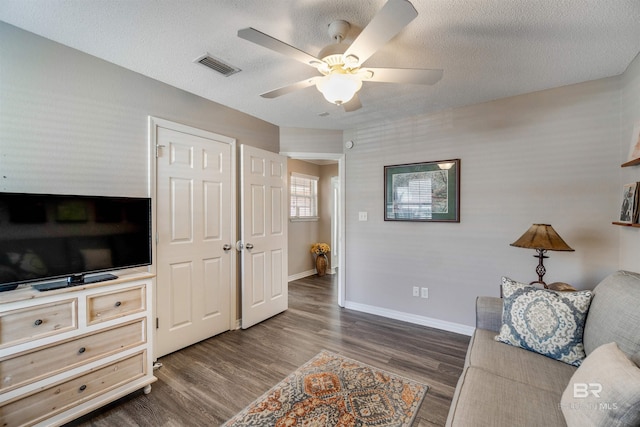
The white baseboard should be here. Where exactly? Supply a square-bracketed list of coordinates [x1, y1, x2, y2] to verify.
[288, 268, 337, 282]
[344, 301, 475, 336]
[288, 269, 317, 282]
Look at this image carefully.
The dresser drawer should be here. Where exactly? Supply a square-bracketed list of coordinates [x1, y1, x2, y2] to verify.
[0, 351, 146, 427]
[0, 299, 77, 348]
[0, 319, 146, 393]
[87, 285, 145, 324]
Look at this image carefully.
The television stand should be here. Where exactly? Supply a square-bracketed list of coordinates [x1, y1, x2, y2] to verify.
[32, 273, 118, 291]
[1, 272, 156, 426]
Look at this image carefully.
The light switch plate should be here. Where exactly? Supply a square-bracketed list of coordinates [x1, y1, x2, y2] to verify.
[358, 212, 368, 221]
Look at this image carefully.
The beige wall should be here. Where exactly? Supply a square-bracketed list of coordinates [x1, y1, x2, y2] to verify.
[319, 163, 339, 265]
[0, 22, 279, 198]
[619, 52, 640, 271]
[287, 159, 320, 277]
[344, 75, 623, 331]
[280, 127, 343, 154]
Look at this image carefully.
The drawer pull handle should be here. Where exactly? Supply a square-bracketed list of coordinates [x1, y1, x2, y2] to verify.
[114, 301, 122, 307]
[34, 319, 43, 326]
[78, 347, 86, 354]
[79, 384, 87, 392]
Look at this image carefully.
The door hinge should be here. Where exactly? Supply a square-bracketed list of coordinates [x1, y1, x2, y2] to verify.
[155, 144, 166, 158]
[156, 317, 159, 329]
[156, 232, 159, 244]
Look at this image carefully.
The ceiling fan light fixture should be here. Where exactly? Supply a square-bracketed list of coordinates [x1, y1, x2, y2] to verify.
[316, 72, 363, 105]
[357, 69, 374, 80]
[318, 43, 348, 67]
[237, 0, 441, 113]
[343, 54, 359, 67]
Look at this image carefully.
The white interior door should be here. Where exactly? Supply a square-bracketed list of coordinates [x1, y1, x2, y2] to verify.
[240, 144, 288, 329]
[154, 119, 235, 357]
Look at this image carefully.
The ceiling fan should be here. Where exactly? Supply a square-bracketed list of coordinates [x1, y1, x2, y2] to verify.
[238, 0, 443, 112]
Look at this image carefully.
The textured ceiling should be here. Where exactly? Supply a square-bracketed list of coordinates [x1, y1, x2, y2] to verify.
[1, 1, 639, 130]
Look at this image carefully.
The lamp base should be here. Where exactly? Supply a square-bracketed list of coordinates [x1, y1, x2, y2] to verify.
[532, 249, 549, 289]
[529, 280, 548, 289]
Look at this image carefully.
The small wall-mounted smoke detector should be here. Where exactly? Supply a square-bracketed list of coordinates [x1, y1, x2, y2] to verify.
[194, 53, 241, 77]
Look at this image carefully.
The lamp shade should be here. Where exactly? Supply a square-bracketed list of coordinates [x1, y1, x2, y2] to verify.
[510, 224, 574, 251]
[316, 72, 362, 105]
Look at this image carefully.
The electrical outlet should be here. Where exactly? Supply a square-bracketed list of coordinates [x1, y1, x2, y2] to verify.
[412, 286, 419, 297]
[421, 287, 429, 299]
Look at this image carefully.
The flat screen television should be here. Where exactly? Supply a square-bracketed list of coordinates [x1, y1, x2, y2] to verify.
[0, 192, 152, 291]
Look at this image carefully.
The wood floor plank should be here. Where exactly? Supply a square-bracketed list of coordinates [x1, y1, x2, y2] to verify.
[66, 274, 469, 426]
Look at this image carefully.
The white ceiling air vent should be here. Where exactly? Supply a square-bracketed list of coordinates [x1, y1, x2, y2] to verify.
[194, 53, 240, 77]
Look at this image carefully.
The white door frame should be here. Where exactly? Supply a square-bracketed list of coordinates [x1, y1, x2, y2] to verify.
[330, 176, 340, 273]
[280, 152, 345, 307]
[148, 116, 237, 357]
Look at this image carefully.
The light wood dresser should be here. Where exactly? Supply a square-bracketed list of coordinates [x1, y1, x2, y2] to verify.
[0, 272, 156, 426]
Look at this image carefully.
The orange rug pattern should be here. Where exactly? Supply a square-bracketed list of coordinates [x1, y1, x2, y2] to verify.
[223, 350, 428, 427]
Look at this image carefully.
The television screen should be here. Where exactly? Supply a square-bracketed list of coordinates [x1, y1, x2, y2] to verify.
[0, 192, 152, 290]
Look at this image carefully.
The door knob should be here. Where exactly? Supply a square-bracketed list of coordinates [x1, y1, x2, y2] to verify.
[223, 244, 232, 251]
[245, 243, 254, 250]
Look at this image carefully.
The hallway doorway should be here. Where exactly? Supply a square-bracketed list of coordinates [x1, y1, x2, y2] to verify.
[282, 152, 345, 307]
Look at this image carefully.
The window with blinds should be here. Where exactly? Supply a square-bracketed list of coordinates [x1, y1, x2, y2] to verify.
[290, 173, 319, 220]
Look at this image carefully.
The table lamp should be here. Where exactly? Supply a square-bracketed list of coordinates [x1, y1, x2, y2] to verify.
[510, 224, 574, 288]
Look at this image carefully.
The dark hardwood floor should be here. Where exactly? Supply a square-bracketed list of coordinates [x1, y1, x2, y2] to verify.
[68, 274, 470, 427]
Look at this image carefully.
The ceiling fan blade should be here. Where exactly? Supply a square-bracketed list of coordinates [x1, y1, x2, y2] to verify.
[260, 77, 320, 99]
[365, 68, 443, 85]
[343, 94, 362, 112]
[343, 0, 418, 67]
[238, 27, 321, 68]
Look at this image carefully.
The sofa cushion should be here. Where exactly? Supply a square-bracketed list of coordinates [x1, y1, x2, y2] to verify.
[470, 329, 576, 393]
[447, 366, 566, 427]
[583, 270, 640, 357]
[561, 342, 640, 427]
[496, 277, 593, 366]
[475, 296, 503, 332]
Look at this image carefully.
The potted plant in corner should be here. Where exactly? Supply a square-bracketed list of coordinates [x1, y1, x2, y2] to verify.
[310, 243, 331, 277]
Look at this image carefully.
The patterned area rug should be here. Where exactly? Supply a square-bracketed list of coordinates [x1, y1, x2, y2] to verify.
[223, 350, 428, 427]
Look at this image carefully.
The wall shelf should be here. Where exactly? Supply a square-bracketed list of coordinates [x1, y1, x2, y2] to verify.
[621, 158, 640, 167]
[612, 221, 640, 228]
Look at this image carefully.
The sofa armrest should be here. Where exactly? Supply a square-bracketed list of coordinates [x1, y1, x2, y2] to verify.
[476, 296, 503, 332]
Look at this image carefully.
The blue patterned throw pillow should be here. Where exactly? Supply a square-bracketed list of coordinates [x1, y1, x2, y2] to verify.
[495, 277, 593, 366]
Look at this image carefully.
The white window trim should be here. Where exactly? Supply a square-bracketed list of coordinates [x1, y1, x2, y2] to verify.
[290, 172, 319, 221]
[289, 216, 319, 222]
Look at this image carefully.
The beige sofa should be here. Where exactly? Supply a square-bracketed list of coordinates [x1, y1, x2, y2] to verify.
[446, 270, 640, 426]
